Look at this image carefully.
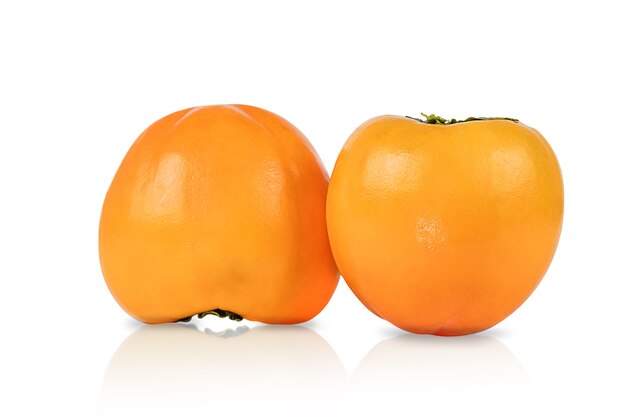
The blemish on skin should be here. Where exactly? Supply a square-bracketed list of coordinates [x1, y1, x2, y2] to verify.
[415, 217, 446, 249]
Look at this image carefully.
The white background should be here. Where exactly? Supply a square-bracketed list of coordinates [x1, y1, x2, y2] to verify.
[1, 1, 624, 415]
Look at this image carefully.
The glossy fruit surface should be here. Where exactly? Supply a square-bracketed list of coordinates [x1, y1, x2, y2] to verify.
[99, 105, 338, 324]
[326, 115, 563, 336]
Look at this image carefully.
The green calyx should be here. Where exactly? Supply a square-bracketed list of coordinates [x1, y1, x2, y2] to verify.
[176, 308, 243, 323]
[407, 113, 519, 125]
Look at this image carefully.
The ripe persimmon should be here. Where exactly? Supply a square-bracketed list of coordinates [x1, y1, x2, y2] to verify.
[326, 114, 563, 336]
[99, 105, 338, 324]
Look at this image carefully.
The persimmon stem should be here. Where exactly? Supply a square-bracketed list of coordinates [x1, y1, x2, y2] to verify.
[407, 113, 519, 124]
[176, 308, 243, 323]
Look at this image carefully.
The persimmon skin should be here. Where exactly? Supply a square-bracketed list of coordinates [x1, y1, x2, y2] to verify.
[326, 116, 563, 336]
[99, 105, 338, 324]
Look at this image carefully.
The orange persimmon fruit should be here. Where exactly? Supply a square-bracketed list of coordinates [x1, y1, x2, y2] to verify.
[326, 113, 564, 336]
[99, 105, 338, 324]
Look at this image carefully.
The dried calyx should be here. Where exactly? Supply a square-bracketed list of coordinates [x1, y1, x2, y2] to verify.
[177, 308, 243, 323]
[407, 113, 519, 125]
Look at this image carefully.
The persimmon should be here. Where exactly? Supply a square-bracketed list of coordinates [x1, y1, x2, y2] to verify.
[99, 105, 338, 324]
[326, 113, 563, 336]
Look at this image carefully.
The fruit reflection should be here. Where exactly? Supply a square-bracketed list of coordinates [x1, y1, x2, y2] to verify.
[101, 323, 346, 416]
